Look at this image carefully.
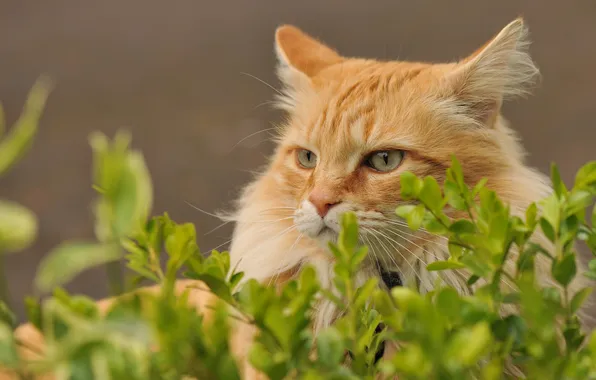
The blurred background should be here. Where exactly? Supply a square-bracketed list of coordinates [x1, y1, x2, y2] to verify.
[1, 1, 595, 319]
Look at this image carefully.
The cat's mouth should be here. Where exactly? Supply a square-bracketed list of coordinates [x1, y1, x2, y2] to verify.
[313, 225, 338, 245]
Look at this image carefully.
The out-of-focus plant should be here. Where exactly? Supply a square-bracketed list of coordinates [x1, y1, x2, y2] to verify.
[0, 77, 52, 308]
[0, 83, 595, 379]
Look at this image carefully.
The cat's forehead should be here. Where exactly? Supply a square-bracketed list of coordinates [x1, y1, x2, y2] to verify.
[286, 61, 442, 152]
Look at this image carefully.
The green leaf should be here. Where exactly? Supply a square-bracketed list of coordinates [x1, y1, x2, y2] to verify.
[551, 253, 577, 287]
[446, 322, 492, 367]
[419, 176, 443, 213]
[400, 171, 421, 200]
[373, 291, 397, 317]
[574, 161, 596, 190]
[550, 163, 567, 198]
[395, 205, 415, 219]
[0, 302, 15, 329]
[0, 323, 18, 368]
[192, 274, 232, 304]
[448, 242, 464, 259]
[351, 246, 368, 268]
[0, 199, 38, 253]
[570, 287, 592, 314]
[35, 242, 122, 292]
[317, 328, 344, 368]
[539, 218, 556, 242]
[467, 275, 480, 286]
[353, 277, 378, 308]
[525, 202, 537, 229]
[229, 272, 245, 290]
[338, 212, 359, 253]
[427, 261, 466, 271]
[472, 178, 488, 197]
[491, 315, 526, 349]
[90, 132, 154, 242]
[449, 219, 476, 234]
[565, 190, 593, 216]
[590, 259, 596, 272]
[405, 204, 425, 231]
[391, 287, 424, 313]
[460, 254, 493, 278]
[0, 76, 52, 177]
[435, 287, 461, 320]
[249, 342, 287, 379]
[540, 195, 561, 235]
[444, 181, 466, 211]
[502, 292, 520, 304]
[24, 297, 42, 330]
[449, 156, 465, 188]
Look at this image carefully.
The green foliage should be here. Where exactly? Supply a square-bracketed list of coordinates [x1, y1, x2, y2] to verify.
[0, 77, 52, 254]
[0, 87, 595, 379]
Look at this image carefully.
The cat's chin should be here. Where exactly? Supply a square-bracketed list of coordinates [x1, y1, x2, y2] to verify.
[311, 226, 339, 248]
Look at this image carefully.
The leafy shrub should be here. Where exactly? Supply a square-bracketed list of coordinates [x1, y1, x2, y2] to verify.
[0, 81, 595, 379]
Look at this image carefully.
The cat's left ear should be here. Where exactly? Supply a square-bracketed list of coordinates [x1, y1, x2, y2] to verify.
[445, 18, 540, 127]
[274, 26, 343, 108]
[275, 25, 343, 79]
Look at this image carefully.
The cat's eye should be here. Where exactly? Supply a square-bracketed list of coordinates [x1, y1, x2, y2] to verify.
[365, 150, 404, 172]
[296, 149, 317, 169]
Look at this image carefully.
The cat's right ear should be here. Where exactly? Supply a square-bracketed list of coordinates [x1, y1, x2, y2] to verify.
[274, 25, 343, 109]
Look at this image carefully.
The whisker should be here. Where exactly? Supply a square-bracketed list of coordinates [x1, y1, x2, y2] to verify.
[240, 72, 283, 96]
[232, 218, 293, 240]
[244, 217, 294, 224]
[377, 229, 431, 268]
[204, 220, 232, 236]
[382, 225, 516, 292]
[184, 201, 222, 219]
[382, 223, 447, 247]
[207, 215, 293, 236]
[258, 211, 294, 217]
[207, 239, 232, 253]
[253, 100, 277, 110]
[259, 207, 296, 212]
[383, 218, 447, 239]
[229, 127, 277, 152]
[383, 227, 442, 263]
[361, 234, 385, 281]
[364, 228, 424, 286]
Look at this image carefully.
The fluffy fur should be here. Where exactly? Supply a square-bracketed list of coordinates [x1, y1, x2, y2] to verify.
[228, 18, 589, 333]
[2, 18, 590, 380]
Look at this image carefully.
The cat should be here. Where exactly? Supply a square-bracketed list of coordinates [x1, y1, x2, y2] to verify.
[226, 17, 590, 333]
[2, 18, 591, 380]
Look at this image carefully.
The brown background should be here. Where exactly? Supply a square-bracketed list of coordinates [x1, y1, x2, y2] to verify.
[1, 1, 595, 319]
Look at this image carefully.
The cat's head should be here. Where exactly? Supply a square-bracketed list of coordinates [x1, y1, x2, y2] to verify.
[264, 19, 539, 255]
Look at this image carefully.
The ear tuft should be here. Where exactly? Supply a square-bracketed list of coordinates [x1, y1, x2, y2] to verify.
[446, 18, 540, 126]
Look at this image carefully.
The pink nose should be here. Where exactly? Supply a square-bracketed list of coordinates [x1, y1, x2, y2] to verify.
[308, 189, 340, 217]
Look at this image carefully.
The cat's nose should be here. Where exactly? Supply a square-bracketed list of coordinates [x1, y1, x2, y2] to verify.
[308, 189, 340, 218]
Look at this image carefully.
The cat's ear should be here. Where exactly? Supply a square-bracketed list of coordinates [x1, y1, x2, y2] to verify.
[273, 25, 343, 110]
[275, 25, 343, 79]
[445, 18, 539, 126]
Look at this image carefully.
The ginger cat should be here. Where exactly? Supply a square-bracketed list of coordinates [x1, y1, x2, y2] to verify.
[3, 18, 590, 379]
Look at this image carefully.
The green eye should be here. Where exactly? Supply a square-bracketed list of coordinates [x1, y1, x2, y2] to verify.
[297, 149, 317, 169]
[365, 150, 404, 172]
